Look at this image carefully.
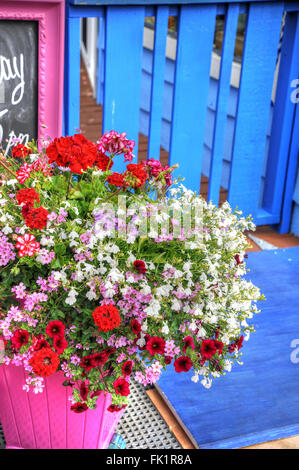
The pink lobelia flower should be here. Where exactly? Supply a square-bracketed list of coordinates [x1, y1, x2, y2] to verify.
[15, 233, 40, 257]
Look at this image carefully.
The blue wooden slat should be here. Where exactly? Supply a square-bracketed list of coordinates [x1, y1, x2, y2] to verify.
[278, 102, 299, 233]
[64, 14, 81, 135]
[96, 16, 105, 108]
[147, 6, 169, 160]
[68, 4, 104, 18]
[103, 6, 145, 172]
[208, 4, 239, 205]
[228, 2, 284, 219]
[262, 13, 299, 232]
[169, 5, 216, 191]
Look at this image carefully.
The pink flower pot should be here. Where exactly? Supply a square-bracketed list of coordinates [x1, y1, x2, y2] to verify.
[0, 364, 123, 449]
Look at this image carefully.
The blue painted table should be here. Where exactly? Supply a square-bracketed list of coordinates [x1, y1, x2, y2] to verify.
[157, 247, 299, 448]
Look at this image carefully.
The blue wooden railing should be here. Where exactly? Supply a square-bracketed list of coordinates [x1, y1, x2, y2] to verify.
[64, 1, 299, 232]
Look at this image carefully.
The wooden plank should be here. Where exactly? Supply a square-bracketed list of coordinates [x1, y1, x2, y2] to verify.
[169, 4, 216, 191]
[208, 4, 239, 205]
[262, 13, 299, 232]
[228, 2, 284, 219]
[103, 6, 145, 172]
[64, 15, 81, 135]
[147, 6, 169, 160]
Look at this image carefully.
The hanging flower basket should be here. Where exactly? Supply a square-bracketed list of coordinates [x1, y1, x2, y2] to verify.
[0, 131, 263, 449]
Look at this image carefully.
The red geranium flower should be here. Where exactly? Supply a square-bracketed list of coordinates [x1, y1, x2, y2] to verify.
[11, 329, 29, 349]
[122, 360, 133, 376]
[131, 319, 141, 335]
[106, 172, 125, 187]
[53, 336, 68, 354]
[201, 339, 218, 360]
[46, 320, 65, 338]
[71, 402, 88, 413]
[113, 377, 130, 397]
[133, 260, 146, 274]
[46, 134, 97, 174]
[146, 336, 165, 356]
[12, 143, 30, 159]
[24, 206, 49, 230]
[92, 304, 121, 332]
[95, 152, 113, 171]
[29, 347, 60, 377]
[174, 356, 192, 373]
[16, 188, 40, 207]
[182, 335, 195, 354]
[124, 163, 148, 188]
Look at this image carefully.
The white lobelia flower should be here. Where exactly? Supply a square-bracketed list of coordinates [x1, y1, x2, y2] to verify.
[161, 322, 169, 335]
[86, 290, 97, 301]
[65, 289, 78, 306]
[144, 299, 161, 318]
[201, 377, 212, 389]
[2, 225, 13, 235]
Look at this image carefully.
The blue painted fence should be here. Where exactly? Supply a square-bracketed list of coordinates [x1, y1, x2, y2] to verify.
[64, 0, 299, 232]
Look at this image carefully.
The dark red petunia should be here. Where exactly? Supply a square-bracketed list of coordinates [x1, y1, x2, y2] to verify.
[71, 402, 88, 413]
[122, 360, 133, 376]
[33, 336, 50, 351]
[113, 377, 130, 397]
[182, 335, 195, 354]
[80, 355, 96, 372]
[80, 381, 89, 401]
[90, 352, 108, 366]
[213, 340, 224, 355]
[236, 335, 244, 351]
[11, 329, 29, 349]
[201, 339, 218, 360]
[164, 356, 173, 365]
[174, 356, 192, 373]
[46, 320, 65, 338]
[90, 389, 102, 399]
[53, 335, 68, 354]
[107, 404, 127, 413]
[146, 336, 165, 356]
[133, 260, 146, 274]
[103, 347, 116, 357]
[131, 319, 141, 335]
[235, 254, 243, 266]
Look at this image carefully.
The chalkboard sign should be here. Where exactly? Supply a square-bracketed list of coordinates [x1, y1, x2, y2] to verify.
[0, 20, 38, 156]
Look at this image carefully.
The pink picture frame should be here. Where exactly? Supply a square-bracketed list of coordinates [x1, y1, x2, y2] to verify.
[0, 0, 65, 147]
